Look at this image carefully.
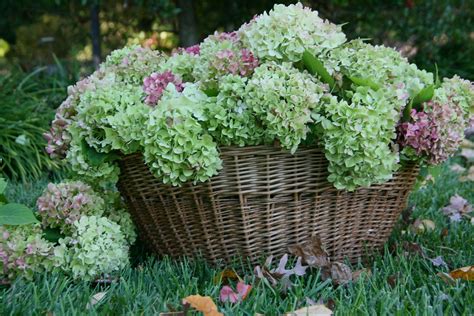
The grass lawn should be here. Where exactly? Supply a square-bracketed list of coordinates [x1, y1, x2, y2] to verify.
[1, 162, 473, 315]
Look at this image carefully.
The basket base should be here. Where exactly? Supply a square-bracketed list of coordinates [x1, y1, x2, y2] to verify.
[118, 147, 419, 264]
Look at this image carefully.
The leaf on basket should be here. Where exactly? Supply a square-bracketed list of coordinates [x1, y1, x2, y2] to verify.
[183, 295, 223, 316]
[284, 303, 333, 316]
[288, 235, 331, 268]
[449, 266, 474, 281]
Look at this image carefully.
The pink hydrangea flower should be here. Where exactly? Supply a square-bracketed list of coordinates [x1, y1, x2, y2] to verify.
[210, 48, 259, 77]
[44, 77, 93, 159]
[36, 181, 105, 232]
[172, 44, 201, 56]
[143, 71, 184, 106]
[398, 100, 466, 164]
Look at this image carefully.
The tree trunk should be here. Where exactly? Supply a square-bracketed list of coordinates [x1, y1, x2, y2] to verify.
[177, 0, 198, 47]
[90, 3, 101, 69]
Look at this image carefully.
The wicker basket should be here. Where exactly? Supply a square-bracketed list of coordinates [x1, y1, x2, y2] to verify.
[117, 146, 418, 264]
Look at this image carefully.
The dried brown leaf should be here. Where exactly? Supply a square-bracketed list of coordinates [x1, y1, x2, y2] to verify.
[288, 236, 330, 268]
[437, 272, 456, 285]
[352, 268, 372, 281]
[213, 269, 239, 284]
[330, 262, 352, 285]
[410, 219, 436, 234]
[402, 241, 427, 257]
[387, 274, 398, 288]
[449, 266, 474, 281]
[440, 228, 449, 239]
[86, 292, 107, 310]
[459, 166, 474, 182]
[284, 304, 333, 315]
[183, 295, 223, 316]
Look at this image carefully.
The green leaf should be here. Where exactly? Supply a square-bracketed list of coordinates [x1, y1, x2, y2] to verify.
[0, 203, 39, 225]
[42, 227, 64, 243]
[402, 101, 413, 122]
[203, 87, 219, 97]
[348, 76, 381, 91]
[0, 177, 6, 195]
[0, 194, 8, 205]
[81, 140, 120, 167]
[412, 85, 435, 109]
[434, 64, 441, 88]
[302, 50, 335, 89]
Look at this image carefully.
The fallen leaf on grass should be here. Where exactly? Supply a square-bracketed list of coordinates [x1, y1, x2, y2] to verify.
[288, 236, 330, 268]
[352, 268, 372, 281]
[429, 256, 447, 267]
[213, 269, 239, 284]
[288, 235, 371, 286]
[449, 266, 474, 281]
[219, 281, 252, 303]
[387, 274, 398, 288]
[460, 148, 474, 163]
[440, 228, 449, 239]
[459, 166, 474, 182]
[330, 262, 352, 285]
[410, 219, 436, 234]
[284, 304, 333, 316]
[182, 295, 222, 316]
[254, 254, 309, 292]
[450, 164, 466, 173]
[441, 194, 473, 222]
[86, 292, 107, 309]
[437, 272, 456, 285]
[402, 241, 427, 257]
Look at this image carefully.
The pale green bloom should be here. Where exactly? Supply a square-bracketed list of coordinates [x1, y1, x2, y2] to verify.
[246, 62, 328, 152]
[239, 2, 346, 62]
[143, 84, 222, 185]
[54, 216, 129, 281]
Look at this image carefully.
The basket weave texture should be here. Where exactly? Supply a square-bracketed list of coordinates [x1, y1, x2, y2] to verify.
[118, 146, 419, 264]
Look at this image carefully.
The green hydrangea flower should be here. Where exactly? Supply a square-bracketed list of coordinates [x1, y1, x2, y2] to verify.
[143, 84, 222, 185]
[53, 216, 129, 281]
[315, 87, 401, 190]
[204, 74, 265, 146]
[75, 78, 149, 154]
[324, 40, 433, 98]
[434, 75, 474, 119]
[246, 62, 328, 152]
[239, 3, 346, 62]
[103, 45, 166, 84]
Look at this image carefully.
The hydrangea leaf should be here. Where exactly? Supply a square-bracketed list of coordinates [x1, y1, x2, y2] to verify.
[0, 203, 39, 225]
[412, 85, 435, 108]
[302, 50, 335, 89]
[348, 76, 380, 91]
[42, 227, 65, 243]
[0, 177, 7, 195]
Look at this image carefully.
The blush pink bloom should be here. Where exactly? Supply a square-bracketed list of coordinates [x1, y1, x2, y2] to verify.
[143, 71, 184, 106]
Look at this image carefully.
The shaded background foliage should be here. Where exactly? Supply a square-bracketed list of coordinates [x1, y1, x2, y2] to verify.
[0, 0, 473, 181]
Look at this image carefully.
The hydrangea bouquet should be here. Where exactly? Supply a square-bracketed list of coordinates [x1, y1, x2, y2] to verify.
[46, 3, 474, 191]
